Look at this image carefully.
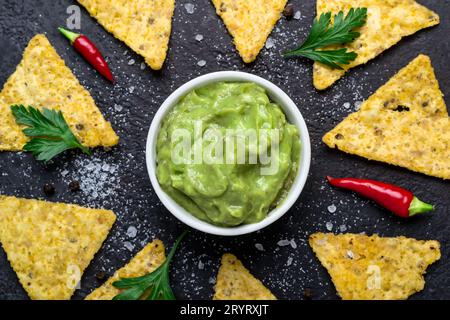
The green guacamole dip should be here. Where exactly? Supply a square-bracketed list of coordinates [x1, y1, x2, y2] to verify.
[156, 82, 301, 227]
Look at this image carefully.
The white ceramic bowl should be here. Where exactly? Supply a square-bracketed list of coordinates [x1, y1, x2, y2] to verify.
[146, 71, 311, 236]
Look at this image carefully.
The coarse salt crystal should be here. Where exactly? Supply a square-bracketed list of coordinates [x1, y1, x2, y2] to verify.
[209, 277, 216, 284]
[277, 239, 291, 247]
[294, 11, 301, 20]
[286, 257, 293, 266]
[339, 225, 347, 232]
[327, 204, 337, 213]
[290, 239, 297, 249]
[195, 34, 204, 42]
[265, 37, 275, 49]
[129, 86, 135, 94]
[114, 104, 123, 112]
[197, 60, 207, 67]
[126, 226, 137, 238]
[255, 243, 265, 251]
[355, 101, 364, 110]
[343, 102, 351, 109]
[140, 62, 146, 70]
[198, 261, 205, 270]
[185, 3, 195, 14]
[124, 241, 135, 252]
[326, 222, 333, 231]
[128, 59, 135, 65]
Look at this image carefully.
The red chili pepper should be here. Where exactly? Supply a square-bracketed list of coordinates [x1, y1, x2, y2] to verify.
[58, 27, 114, 83]
[327, 176, 434, 218]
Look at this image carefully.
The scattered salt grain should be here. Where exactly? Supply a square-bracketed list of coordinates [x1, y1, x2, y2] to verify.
[195, 34, 204, 42]
[126, 226, 137, 238]
[140, 62, 146, 70]
[326, 222, 333, 231]
[184, 3, 195, 14]
[255, 243, 265, 251]
[102, 164, 110, 172]
[265, 37, 275, 49]
[294, 11, 301, 20]
[327, 204, 337, 213]
[286, 257, 293, 266]
[209, 277, 216, 284]
[346, 250, 354, 259]
[124, 241, 135, 252]
[355, 101, 364, 110]
[197, 60, 207, 67]
[128, 59, 135, 66]
[339, 224, 347, 232]
[277, 239, 291, 247]
[198, 261, 205, 270]
[129, 86, 135, 94]
[290, 239, 297, 249]
[61, 170, 69, 177]
[343, 102, 351, 109]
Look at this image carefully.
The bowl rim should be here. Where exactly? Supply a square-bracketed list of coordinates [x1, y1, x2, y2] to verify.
[146, 71, 311, 236]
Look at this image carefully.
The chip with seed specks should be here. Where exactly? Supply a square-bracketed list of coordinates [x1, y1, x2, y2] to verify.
[77, 0, 175, 70]
[0, 195, 116, 300]
[85, 240, 166, 300]
[0, 35, 119, 151]
[309, 233, 441, 300]
[323, 55, 450, 179]
[213, 253, 276, 300]
[313, 0, 440, 90]
[212, 0, 287, 63]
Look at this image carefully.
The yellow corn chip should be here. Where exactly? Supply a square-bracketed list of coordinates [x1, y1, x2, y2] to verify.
[323, 55, 450, 179]
[0, 35, 119, 151]
[0, 195, 116, 300]
[77, 0, 174, 70]
[213, 253, 276, 300]
[313, 0, 440, 90]
[309, 233, 441, 300]
[85, 240, 166, 300]
[212, 0, 287, 63]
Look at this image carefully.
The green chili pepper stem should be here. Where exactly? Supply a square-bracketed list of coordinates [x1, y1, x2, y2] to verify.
[409, 196, 435, 216]
[58, 27, 80, 45]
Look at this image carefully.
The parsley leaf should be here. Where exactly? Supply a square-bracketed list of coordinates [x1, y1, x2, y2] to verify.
[283, 8, 367, 69]
[10, 105, 90, 162]
[112, 231, 188, 300]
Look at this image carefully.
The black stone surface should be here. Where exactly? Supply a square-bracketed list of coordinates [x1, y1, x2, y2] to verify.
[0, 0, 449, 300]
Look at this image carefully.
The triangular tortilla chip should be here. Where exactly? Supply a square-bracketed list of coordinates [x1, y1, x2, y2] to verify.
[213, 253, 276, 300]
[0, 35, 119, 151]
[323, 55, 450, 179]
[212, 0, 287, 63]
[85, 240, 166, 300]
[313, 0, 440, 90]
[309, 233, 441, 300]
[0, 195, 116, 300]
[77, 0, 175, 70]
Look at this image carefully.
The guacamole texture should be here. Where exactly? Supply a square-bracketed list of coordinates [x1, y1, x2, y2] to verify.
[156, 82, 301, 227]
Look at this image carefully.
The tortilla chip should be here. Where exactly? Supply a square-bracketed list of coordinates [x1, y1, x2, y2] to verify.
[309, 233, 441, 300]
[213, 253, 276, 300]
[85, 240, 166, 300]
[212, 0, 287, 63]
[77, 0, 174, 70]
[0, 195, 116, 300]
[0, 35, 119, 151]
[323, 55, 450, 179]
[313, 0, 440, 90]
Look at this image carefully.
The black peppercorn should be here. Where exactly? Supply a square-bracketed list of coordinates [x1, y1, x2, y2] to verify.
[69, 180, 81, 192]
[43, 183, 55, 196]
[283, 3, 294, 19]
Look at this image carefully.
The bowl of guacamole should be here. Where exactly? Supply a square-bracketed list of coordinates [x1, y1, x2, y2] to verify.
[146, 72, 311, 236]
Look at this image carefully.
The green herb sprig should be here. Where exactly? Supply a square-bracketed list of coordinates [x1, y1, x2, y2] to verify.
[10, 105, 90, 162]
[112, 231, 188, 300]
[284, 8, 368, 69]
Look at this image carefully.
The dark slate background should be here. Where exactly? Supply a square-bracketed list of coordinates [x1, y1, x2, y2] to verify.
[0, 0, 449, 300]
